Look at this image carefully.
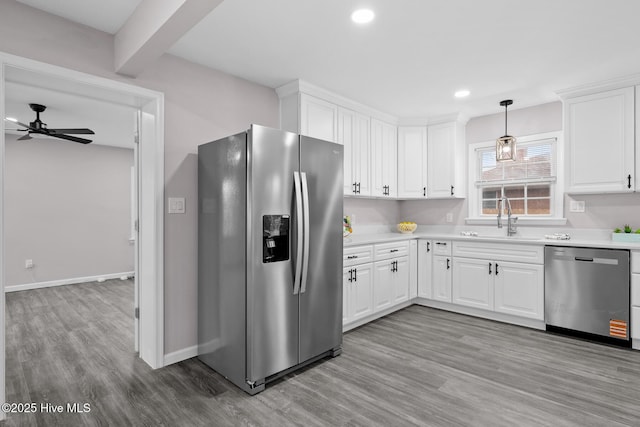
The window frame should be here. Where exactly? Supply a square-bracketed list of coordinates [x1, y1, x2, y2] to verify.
[466, 131, 566, 225]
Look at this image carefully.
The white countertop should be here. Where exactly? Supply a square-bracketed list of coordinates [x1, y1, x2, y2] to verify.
[344, 231, 640, 250]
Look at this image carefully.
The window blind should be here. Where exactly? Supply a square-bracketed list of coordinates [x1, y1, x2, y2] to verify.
[476, 138, 556, 185]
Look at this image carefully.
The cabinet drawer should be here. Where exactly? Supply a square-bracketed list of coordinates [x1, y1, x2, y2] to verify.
[632, 252, 640, 274]
[452, 241, 543, 264]
[344, 245, 374, 267]
[632, 274, 640, 306]
[375, 241, 410, 261]
[433, 240, 452, 256]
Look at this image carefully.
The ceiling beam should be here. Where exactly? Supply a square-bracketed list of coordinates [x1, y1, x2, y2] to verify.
[114, 0, 224, 77]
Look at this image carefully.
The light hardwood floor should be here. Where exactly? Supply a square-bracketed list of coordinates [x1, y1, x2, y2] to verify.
[4, 280, 640, 426]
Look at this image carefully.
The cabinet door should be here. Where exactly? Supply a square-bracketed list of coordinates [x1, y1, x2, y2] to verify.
[354, 113, 371, 196]
[565, 87, 634, 193]
[452, 257, 494, 310]
[494, 261, 544, 320]
[432, 255, 452, 302]
[339, 109, 371, 196]
[300, 94, 338, 143]
[373, 260, 394, 311]
[394, 257, 410, 304]
[339, 108, 356, 194]
[398, 126, 427, 198]
[372, 119, 398, 197]
[351, 264, 374, 321]
[409, 240, 418, 299]
[417, 240, 433, 298]
[427, 122, 456, 198]
[343, 267, 352, 324]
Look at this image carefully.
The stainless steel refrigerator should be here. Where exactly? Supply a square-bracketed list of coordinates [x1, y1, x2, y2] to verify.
[198, 124, 343, 394]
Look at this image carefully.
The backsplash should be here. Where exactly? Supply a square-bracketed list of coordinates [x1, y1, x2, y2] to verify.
[345, 192, 640, 235]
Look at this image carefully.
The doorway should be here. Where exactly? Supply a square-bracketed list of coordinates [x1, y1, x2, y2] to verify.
[0, 53, 165, 418]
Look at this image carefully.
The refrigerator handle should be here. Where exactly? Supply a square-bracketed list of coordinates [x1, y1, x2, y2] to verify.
[293, 171, 303, 295]
[300, 172, 311, 294]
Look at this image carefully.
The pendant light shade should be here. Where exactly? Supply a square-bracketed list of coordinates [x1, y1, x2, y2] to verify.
[496, 99, 516, 161]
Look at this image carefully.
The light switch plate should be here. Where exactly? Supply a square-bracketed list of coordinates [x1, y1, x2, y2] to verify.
[168, 197, 186, 214]
[569, 200, 585, 213]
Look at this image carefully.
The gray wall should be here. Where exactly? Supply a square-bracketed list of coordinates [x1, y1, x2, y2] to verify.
[0, 0, 280, 355]
[5, 134, 133, 286]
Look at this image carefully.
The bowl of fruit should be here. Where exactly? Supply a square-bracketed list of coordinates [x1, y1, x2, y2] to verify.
[397, 221, 417, 234]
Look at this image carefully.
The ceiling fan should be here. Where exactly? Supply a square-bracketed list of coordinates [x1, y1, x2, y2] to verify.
[5, 103, 94, 144]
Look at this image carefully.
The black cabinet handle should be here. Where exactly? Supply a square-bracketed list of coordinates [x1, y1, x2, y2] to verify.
[436, 242, 447, 246]
[348, 269, 353, 282]
[352, 182, 356, 193]
[357, 182, 361, 194]
[451, 185, 454, 196]
[423, 187, 426, 197]
[347, 255, 358, 259]
[427, 242, 430, 252]
[446, 258, 450, 269]
[354, 268, 357, 282]
[390, 249, 399, 253]
[495, 263, 499, 275]
[628, 174, 632, 189]
[488, 262, 492, 275]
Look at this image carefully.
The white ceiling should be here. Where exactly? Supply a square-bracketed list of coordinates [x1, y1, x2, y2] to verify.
[15, 0, 141, 34]
[11, 0, 640, 120]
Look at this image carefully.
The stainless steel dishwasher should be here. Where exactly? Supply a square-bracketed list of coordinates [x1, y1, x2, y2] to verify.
[545, 246, 630, 343]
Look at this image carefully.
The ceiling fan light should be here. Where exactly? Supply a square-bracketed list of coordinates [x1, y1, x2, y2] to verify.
[5, 117, 18, 123]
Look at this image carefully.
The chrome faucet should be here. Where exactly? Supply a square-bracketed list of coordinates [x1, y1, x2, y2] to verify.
[497, 197, 518, 236]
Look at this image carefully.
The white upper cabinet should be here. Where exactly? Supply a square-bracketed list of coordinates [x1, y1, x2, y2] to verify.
[565, 86, 635, 193]
[371, 119, 398, 198]
[398, 126, 428, 198]
[427, 122, 465, 198]
[299, 93, 338, 143]
[339, 108, 371, 196]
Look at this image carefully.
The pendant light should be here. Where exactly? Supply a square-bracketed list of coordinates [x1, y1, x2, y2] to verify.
[496, 99, 516, 161]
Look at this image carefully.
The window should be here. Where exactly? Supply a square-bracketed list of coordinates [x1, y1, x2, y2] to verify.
[467, 132, 565, 224]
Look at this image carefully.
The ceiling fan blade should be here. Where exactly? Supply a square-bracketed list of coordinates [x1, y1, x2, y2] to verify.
[49, 133, 92, 144]
[48, 128, 95, 135]
[4, 118, 34, 130]
[17, 133, 32, 141]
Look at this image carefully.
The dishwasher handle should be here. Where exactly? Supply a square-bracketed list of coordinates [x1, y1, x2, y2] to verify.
[575, 257, 593, 262]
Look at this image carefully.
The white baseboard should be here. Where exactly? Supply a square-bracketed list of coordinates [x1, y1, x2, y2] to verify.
[5, 271, 135, 293]
[164, 345, 198, 366]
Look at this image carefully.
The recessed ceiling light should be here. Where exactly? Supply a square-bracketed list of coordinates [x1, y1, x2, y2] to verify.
[351, 9, 375, 24]
[454, 89, 470, 98]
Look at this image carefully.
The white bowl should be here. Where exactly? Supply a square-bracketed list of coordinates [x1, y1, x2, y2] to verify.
[397, 223, 417, 234]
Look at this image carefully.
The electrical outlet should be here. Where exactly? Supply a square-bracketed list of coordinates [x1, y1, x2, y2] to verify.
[446, 213, 454, 223]
[25, 259, 33, 269]
[569, 200, 585, 213]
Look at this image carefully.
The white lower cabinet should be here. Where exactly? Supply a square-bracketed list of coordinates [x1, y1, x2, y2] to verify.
[374, 257, 410, 310]
[417, 240, 433, 298]
[432, 255, 452, 302]
[452, 257, 543, 320]
[343, 264, 374, 324]
[373, 260, 394, 311]
[452, 258, 493, 310]
[344, 242, 413, 330]
[494, 261, 544, 320]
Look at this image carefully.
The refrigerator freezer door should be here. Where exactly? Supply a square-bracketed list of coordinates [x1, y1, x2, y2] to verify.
[246, 125, 301, 382]
[298, 136, 344, 362]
